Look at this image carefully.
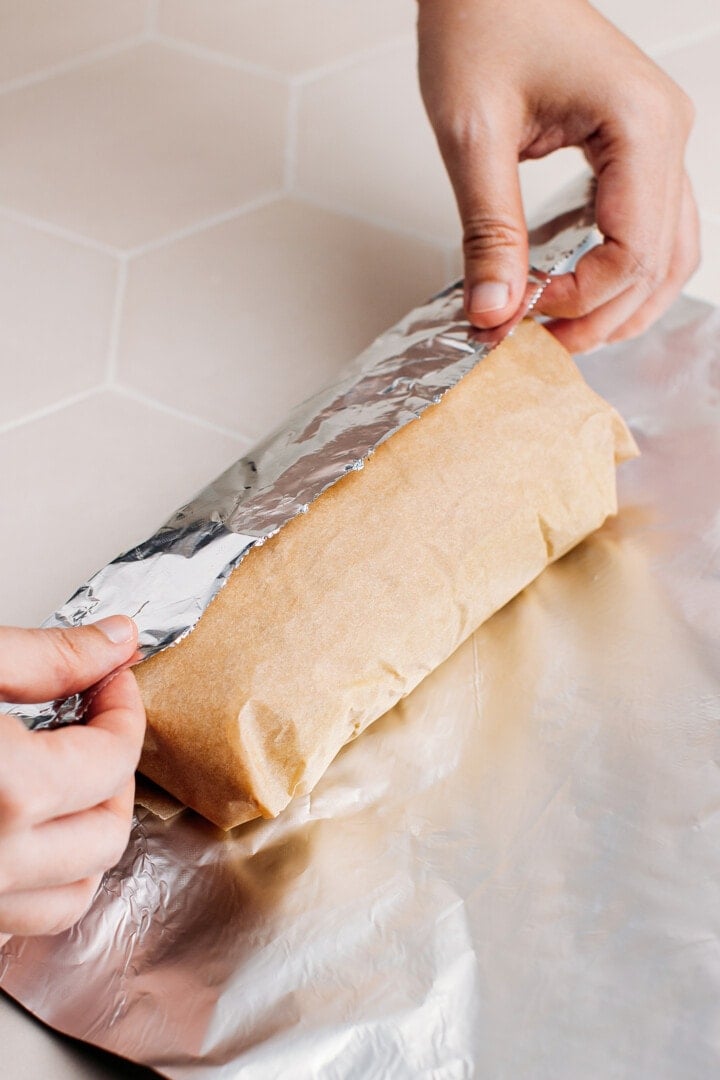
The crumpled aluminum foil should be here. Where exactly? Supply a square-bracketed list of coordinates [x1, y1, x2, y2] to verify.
[1, 176, 600, 733]
[1, 293, 719, 1078]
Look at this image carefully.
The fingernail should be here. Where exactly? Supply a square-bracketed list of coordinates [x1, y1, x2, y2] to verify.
[93, 615, 136, 645]
[468, 281, 510, 314]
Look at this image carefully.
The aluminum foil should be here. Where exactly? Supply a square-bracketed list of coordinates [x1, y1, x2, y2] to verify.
[1, 176, 600, 733]
[1, 294, 719, 1078]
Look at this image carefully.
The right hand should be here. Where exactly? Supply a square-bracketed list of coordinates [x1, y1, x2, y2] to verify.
[417, 0, 700, 353]
[0, 617, 145, 944]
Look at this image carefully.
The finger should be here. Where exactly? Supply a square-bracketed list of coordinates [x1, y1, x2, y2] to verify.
[0, 779, 134, 893]
[546, 173, 700, 354]
[0, 671, 145, 826]
[436, 109, 528, 328]
[85, 663, 145, 730]
[0, 874, 102, 937]
[539, 112, 685, 321]
[0, 617, 138, 703]
[606, 173, 701, 344]
[543, 280, 645, 354]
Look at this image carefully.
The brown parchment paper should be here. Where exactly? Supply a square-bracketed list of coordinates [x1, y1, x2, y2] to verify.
[1, 296, 720, 1079]
[134, 320, 636, 828]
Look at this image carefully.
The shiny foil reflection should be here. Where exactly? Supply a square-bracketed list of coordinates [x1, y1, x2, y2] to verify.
[1, 296, 719, 1079]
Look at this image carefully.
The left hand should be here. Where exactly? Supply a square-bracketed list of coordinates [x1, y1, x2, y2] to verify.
[0, 618, 145, 945]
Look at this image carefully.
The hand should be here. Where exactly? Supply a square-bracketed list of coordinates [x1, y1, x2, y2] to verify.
[0, 617, 145, 944]
[417, 0, 700, 353]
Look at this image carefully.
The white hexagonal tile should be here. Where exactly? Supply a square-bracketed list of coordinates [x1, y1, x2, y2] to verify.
[0, 391, 243, 626]
[0, 43, 287, 249]
[0, 217, 117, 426]
[158, 0, 415, 75]
[0, 0, 146, 85]
[295, 39, 459, 244]
[116, 198, 450, 439]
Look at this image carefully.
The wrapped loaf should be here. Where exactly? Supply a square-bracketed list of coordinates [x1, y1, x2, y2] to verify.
[135, 319, 637, 829]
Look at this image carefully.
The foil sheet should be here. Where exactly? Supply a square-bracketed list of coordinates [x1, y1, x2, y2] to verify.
[1, 294, 719, 1077]
[1, 177, 600, 733]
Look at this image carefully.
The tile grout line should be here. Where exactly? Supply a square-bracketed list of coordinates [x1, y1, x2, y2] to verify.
[105, 259, 129, 384]
[0, 194, 289, 262]
[0, 386, 105, 438]
[291, 189, 456, 250]
[150, 28, 415, 88]
[293, 31, 416, 87]
[0, 205, 123, 257]
[124, 191, 285, 258]
[111, 384, 251, 443]
[0, 35, 146, 96]
[650, 20, 720, 59]
[151, 33, 288, 83]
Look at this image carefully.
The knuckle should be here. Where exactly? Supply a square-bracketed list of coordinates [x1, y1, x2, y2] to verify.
[435, 108, 495, 154]
[642, 69, 677, 109]
[610, 64, 690, 146]
[542, 279, 593, 320]
[559, 291, 594, 320]
[653, 74, 694, 136]
[674, 87, 696, 133]
[463, 217, 524, 258]
[627, 68, 691, 136]
[623, 250, 662, 297]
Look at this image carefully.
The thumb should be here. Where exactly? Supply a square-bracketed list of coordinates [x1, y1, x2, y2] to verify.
[0, 617, 138, 704]
[452, 143, 528, 328]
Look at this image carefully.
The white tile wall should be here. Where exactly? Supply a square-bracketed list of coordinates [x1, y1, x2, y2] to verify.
[157, 0, 415, 75]
[116, 198, 449, 439]
[0, 0, 146, 85]
[0, 43, 288, 249]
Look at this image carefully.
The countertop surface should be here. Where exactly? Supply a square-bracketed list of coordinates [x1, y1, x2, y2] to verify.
[1, 0, 719, 1075]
